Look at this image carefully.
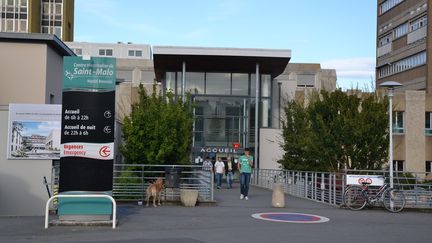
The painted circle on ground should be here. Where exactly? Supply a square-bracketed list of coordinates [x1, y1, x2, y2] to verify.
[252, 212, 330, 223]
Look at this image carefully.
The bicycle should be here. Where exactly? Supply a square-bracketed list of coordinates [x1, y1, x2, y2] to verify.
[343, 181, 406, 212]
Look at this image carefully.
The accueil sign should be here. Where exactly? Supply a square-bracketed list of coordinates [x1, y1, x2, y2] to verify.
[198, 147, 240, 153]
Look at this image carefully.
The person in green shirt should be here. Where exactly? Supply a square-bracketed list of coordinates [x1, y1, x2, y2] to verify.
[237, 148, 253, 200]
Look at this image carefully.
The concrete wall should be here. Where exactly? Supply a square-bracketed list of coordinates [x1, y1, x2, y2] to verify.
[0, 39, 67, 216]
[0, 42, 47, 105]
[45, 45, 64, 104]
[405, 91, 426, 172]
[66, 42, 152, 59]
[259, 128, 284, 170]
[392, 90, 431, 172]
[0, 108, 52, 216]
[117, 58, 155, 86]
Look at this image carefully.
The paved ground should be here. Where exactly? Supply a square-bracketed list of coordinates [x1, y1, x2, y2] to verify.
[0, 183, 431, 243]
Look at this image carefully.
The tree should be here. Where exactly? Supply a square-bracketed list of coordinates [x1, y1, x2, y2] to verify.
[279, 99, 322, 171]
[278, 90, 388, 172]
[120, 84, 193, 165]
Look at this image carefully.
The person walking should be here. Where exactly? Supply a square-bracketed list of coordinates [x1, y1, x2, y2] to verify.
[226, 157, 234, 189]
[214, 157, 225, 189]
[238, 148, 253, 200]
[202, 156, 213, 172]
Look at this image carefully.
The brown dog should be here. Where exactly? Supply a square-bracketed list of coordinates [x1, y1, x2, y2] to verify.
[146, 177, 164, 207]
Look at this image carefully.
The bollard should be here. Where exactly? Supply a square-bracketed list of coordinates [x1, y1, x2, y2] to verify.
[272, 183, 285, 208]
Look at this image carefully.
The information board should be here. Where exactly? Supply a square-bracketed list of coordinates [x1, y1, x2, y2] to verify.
[59, 57, 116, 192]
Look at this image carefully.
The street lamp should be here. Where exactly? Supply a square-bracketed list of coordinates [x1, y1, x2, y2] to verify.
[379, 81, 402, 189]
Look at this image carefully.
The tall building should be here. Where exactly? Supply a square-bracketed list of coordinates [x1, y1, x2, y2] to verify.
[0, 0, 74, 41]
[376, 0, 429, 91]
[376, 0, 432, 173]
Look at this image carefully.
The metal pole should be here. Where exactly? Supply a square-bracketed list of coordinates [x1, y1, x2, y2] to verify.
[255, 63, 259, 169]
[278, 82, 282, 129]
[243, 99, 247, 147]
[182, 61, 186, 102]
[388, 88, 394, 188]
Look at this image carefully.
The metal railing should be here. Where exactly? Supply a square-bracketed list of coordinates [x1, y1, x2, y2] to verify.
[251, 168, 432, 209]
[50, 163, 214, 204]
[113, 164, 214, 202]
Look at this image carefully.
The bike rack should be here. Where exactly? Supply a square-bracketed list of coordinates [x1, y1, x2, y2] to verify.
[45, 194, 117, 229]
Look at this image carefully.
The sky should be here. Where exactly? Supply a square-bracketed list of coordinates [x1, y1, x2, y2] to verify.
[20, 121, 60, 136]
[74, 0, 377, 90]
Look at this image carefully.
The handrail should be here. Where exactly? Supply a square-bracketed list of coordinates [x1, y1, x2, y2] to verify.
[45, 194, 117, 229]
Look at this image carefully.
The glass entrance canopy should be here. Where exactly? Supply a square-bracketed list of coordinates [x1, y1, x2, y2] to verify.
[153, 46, 291, 165]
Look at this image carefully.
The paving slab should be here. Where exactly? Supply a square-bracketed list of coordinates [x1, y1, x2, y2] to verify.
[0, 184, 430, 243]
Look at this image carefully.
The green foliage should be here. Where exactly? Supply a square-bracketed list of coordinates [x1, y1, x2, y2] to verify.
[278, 89, 389, 172]
[120, 84, 193, 165]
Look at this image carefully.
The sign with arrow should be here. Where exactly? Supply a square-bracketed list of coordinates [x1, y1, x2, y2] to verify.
[59, 56, 116, 192]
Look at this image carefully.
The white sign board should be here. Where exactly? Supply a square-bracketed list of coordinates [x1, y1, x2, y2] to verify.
[7, 104, 61, 160]
[346, 174, 384, 186]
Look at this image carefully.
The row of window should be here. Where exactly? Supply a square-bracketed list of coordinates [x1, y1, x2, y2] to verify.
[394, 160, 432, 173]
[379, 0, 404, 15]
[392, 111, 432, 135]
[378, 15, 427, 47]
[0, 0, 27, 32]
[165, 72, 271, 97]
[410, 15, 427, 32]
[0, 18, 25, 32]
[99, 48, 113, 56]
[40, 1, 63, 38]
[377, 51, 426, 78]
[72, 48, 145, 58]
[128, 50, 142, 57]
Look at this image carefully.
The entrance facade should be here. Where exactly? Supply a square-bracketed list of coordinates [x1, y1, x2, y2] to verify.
[153, 46, 291, 167]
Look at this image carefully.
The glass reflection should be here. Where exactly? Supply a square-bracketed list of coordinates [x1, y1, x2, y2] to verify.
[193, 96, 251, 147]
[261, 75, 271, 97]
[186, 72, 204, 94]
[232, 73, 249, 95]
[205, 73, 230, 95]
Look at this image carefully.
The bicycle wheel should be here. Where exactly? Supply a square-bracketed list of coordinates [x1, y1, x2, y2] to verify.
[383, 189, 405, 213]
[343, 186, 367, 211]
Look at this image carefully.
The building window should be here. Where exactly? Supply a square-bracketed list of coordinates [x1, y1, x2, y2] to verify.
[41, 0, 63, 38]
[378, 51, 426, 78]
[394, 23, 408, 39]
[426, 112, 432, 135]
[379, 33, 392, 47]
[99, 49, 113, 56]
[379, 0, 404, 15]
[205, 73, 231, 95]
[297, 74, 315, 87]
[73, 48, 82, 55]
[141, 71, 156, 83]
[410, 15, 427, 32]
[232, 73, 249, 96]
[393, 111, 404, 134]
[426, 161, 432, 173]
[393, 160, 404, 172]
[116, 70, 133, 82]
[128, 50, 142, 57]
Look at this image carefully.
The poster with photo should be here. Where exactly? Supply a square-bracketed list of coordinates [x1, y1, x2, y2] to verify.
[7, 104, 61, 160]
